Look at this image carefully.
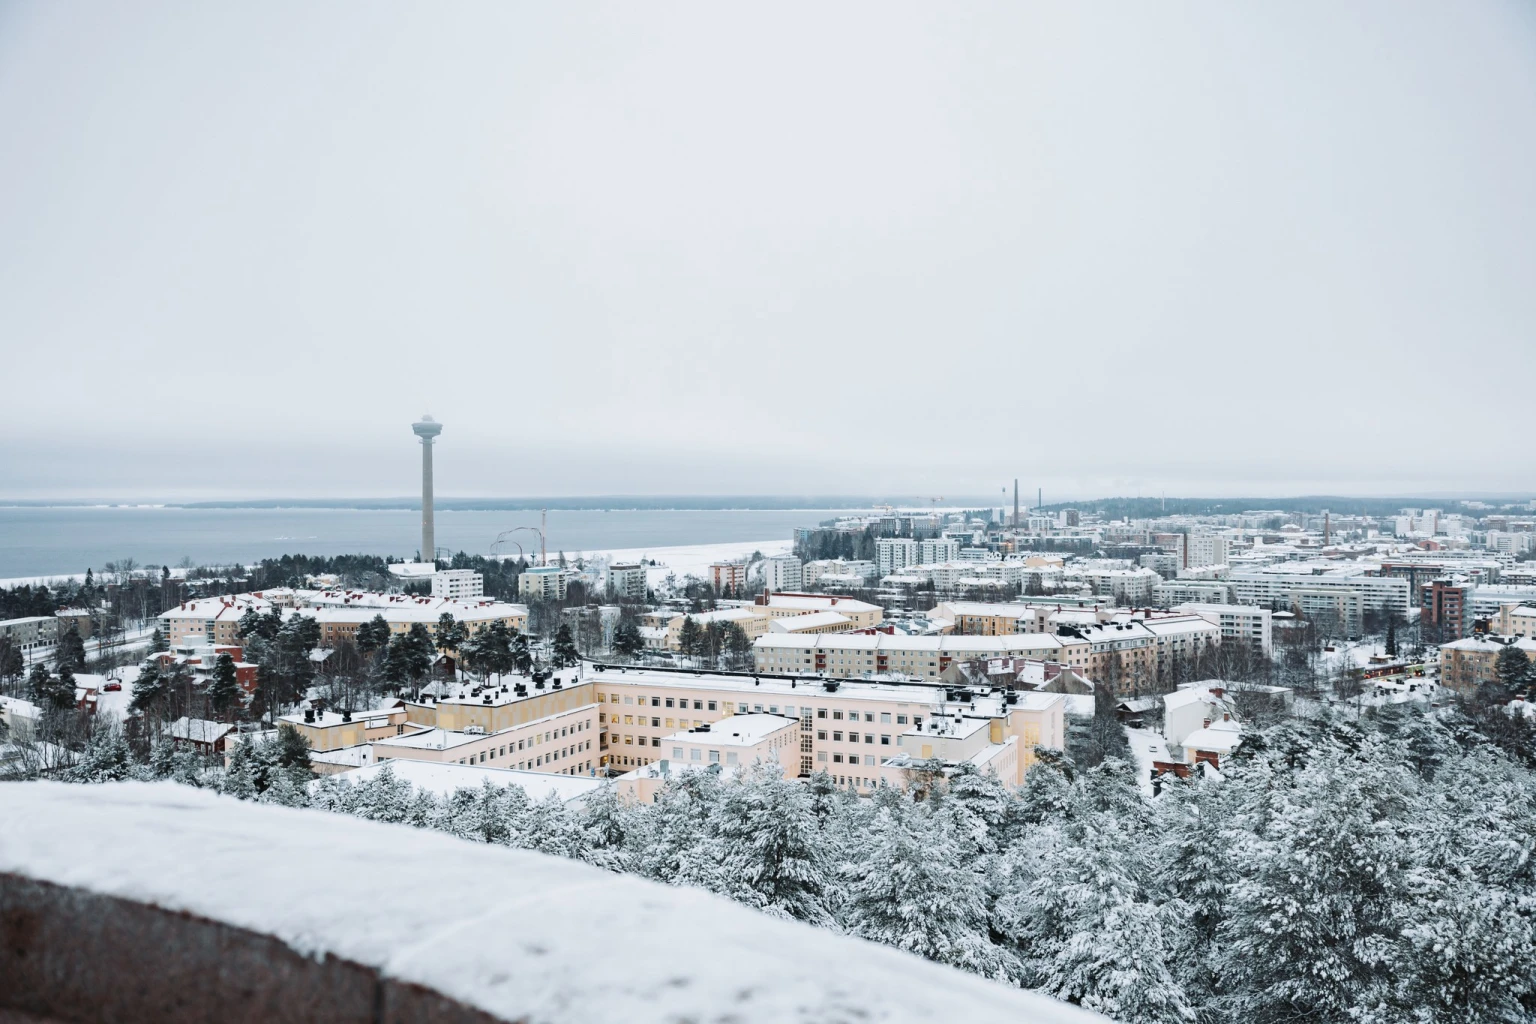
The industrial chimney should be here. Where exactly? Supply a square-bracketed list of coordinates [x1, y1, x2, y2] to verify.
[411, 415, 443, 562]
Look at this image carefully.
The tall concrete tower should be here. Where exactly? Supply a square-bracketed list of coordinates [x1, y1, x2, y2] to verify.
[411, 415, 443, 562]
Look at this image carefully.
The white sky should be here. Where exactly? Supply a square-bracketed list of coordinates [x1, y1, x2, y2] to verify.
[1, 2, 1533, 501]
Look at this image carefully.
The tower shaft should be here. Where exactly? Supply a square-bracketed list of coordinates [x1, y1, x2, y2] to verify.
[421, 437, 435, 562]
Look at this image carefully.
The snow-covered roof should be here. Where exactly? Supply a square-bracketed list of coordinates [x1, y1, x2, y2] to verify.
[165, 717, 233, 744]
[668, 713, 798, 746]
[0, 782, 1098, 1024]
[1182, 719, 1242, 753]
[768, 611, 852, 632]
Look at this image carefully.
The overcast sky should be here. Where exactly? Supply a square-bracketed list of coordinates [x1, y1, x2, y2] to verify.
[1, 2, 1532, 502]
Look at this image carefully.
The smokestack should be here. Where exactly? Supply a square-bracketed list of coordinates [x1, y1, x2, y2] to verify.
[1013, 479, 1019, 529]
[411, 415, 443, 562]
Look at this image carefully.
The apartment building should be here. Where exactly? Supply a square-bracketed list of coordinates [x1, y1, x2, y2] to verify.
[751, 592, 883, 629]
[1154, 580, 1235, 606]
[1421, 580, 1469, 639]
[753, 631, 1090, 680]
[604, 562, 649, 601]
[1439, 635, 1536, 693]
[709, 562, 749, 593]
[160, 595, 274, 646]
[918, 538, 961, 564]
[1187, 533, 1232, 569]
[762, 556, 803, 592]
[663, 606, 771, 649]
[0, 616, 60, 655]
[802, 559, 877, 585]
[1074, 567, 1160, 603]
[1227, 568, 1410, 633]
[430, 570, 484, 601]
[303, 596, 528, 649]
[518, 566, 577, 601]
[591, 667, 1066, 790]
[375, 703, 599, 776]
[876, 538, 917, 576]
[1174, 602, 1273, 656]
[1494, 604, 1536, 638]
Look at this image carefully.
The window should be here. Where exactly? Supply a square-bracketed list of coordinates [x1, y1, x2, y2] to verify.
[817, 751, 827, 762]
[673, 747, 683, 758]
[832, 711, 843, 720]
[665, 698, 674, 708]
[865, 755, 876, 767]
[880, 712, 891, 723]
[833, 731, 843, 741]
[896, 715, 908, 725]
[817, 730, 827, 741]
[652, 737, 660, 747]
[833, 754, 844, 763]
[624, 696, 633, 704]
[753, 704, 763, 713]
[690, 749, 702, 761]
[709, 751, 720, 763]
[881, 735, 891, 745]
[665, 718, 674, 728]
[849, 733, 859, 744]
[651, 697, 660, 707]
[864, 713, 874, 723]
[817, 708, 827, 719]
[864, 734, 874, 744]
[651, 717, 660, 727]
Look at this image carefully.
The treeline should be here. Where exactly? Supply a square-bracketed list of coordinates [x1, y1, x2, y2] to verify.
[32, 700, 1536, 1023]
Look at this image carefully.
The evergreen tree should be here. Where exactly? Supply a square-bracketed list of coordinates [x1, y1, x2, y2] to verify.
[840, 804, 1014, 979]
[510, 631, 533, 676]
[207, 653, 241, 718]
[27, 663, 52, 703]
[55, 623, 87, 672]
[129, 663, 168, 716]
[149, 626, 169, 653]
[67, 728, 136, 783]
[1384, 619, 1397, 657]
[677, 617, 701, 661]
[275, 723, 311, 771]
[1491, 642, 1531, 700]
[551, 623, 580, 669]
[611, 620, 643, 659]
[713, 763, 831, 925]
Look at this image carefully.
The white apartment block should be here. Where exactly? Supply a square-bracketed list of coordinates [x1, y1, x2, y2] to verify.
[1174, 602, 1273, 656]
[918, 538, 961, 564]
[518, 566, 577, 602]
[605, 562, 649, 601]
[430, 570, 484, 601]
[1227, 568, 1410, 631]
[876, 538, 917, 576]
[802, 559, 877, 585]
[1187, 534, 1231, 568]
[1075, 567, 1160, 603]
[763, 556, 803, 592]
[1154, 580, 1236, 606]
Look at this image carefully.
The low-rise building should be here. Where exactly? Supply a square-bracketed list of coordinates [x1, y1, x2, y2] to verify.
[0, 616, 59, 655]
[1439, 635, 1536, 693]
[661, 714, 799, 770]
[751, 592, 883, 629]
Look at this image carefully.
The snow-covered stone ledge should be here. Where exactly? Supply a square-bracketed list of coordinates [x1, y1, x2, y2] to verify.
[0, 782, 1100, 1024]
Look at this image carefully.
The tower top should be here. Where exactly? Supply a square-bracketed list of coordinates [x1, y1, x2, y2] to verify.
[412, 415, 442, 440]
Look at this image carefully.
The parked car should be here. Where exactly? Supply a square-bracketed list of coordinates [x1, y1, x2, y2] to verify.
[103, 680, 122, 692]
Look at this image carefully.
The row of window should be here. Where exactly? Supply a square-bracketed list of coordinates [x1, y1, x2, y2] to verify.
[457, 738, 594, 770]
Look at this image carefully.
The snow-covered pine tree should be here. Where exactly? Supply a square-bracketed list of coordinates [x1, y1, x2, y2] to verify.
[712, 761, 831, 925]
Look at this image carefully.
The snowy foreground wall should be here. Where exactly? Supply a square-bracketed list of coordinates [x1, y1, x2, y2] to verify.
[0, 782, 1100, 1024]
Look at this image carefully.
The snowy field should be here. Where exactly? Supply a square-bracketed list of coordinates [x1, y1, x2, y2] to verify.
[573, 538, 794, 587]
